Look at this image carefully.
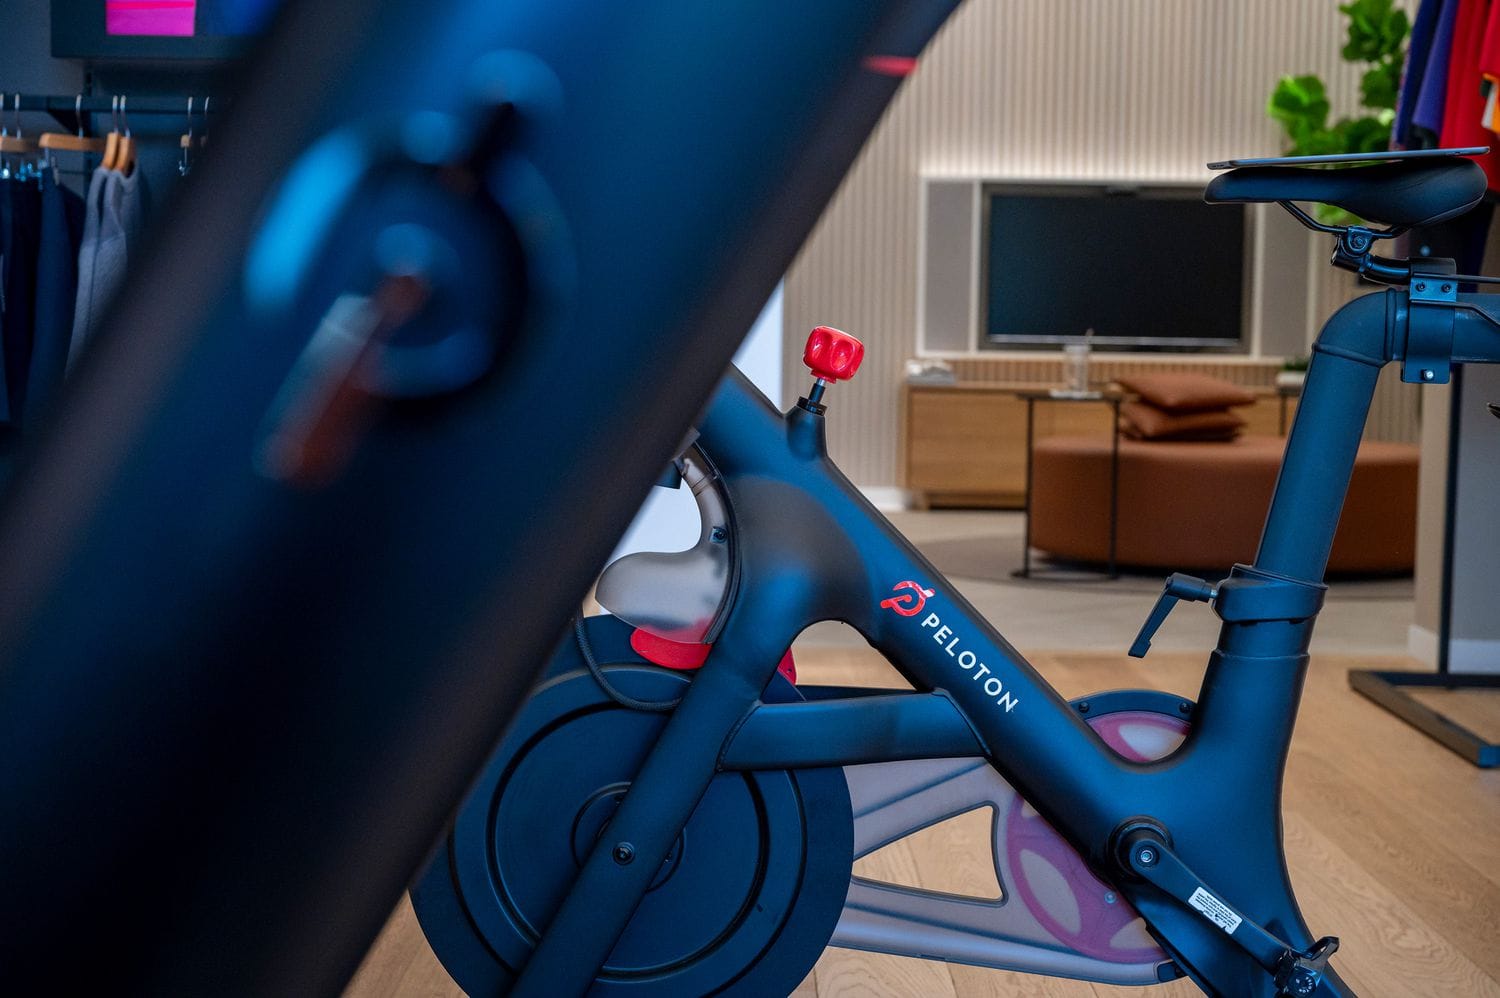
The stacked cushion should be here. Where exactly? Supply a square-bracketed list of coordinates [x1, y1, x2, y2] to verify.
[1115, 372, 1257, 441]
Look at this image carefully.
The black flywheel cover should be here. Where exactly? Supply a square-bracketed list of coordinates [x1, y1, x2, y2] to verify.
[411, 616, 852, 995]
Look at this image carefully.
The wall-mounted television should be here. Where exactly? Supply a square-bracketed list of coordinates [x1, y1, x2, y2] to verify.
[983, 184, 1248, 351]
[53, 0, 281, 59]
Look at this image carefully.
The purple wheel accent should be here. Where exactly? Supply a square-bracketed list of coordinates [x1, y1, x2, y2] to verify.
[1004, 709, 1189, 963]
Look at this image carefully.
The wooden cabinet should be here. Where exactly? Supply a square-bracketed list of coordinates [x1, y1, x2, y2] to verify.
[902, 384, 1115, 508]
[901, 382, 1291, 509]
[902, 385, 1029, 508]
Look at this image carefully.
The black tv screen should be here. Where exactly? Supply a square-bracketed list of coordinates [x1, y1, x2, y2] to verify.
[984, 186, 1246, 350]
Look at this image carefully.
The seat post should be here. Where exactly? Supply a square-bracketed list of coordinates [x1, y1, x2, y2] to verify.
[1253, 292, 1389, 581]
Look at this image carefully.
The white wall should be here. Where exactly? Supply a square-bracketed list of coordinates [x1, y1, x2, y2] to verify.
[1445, 364, 1500, 672]
[785, 0, 1416, 488]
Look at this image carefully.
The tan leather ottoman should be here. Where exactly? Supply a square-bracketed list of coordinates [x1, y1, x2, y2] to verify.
[1028, 435, 1418, 573]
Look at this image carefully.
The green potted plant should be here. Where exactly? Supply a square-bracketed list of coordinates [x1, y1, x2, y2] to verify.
[1266, 0, 1410, 223]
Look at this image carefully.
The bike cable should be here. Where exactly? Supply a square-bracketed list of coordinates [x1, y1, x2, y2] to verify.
[574, 614, 682, 712]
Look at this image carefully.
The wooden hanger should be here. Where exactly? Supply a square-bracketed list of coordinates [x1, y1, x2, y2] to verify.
[39, 95, 108, 156]
[102, 95, 121, 171]
[0, 94, 37, 155]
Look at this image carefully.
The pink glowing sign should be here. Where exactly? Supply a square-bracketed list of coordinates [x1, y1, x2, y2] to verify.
[106, 1, 197, 37]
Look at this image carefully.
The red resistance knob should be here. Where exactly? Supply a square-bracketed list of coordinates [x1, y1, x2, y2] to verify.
[803, 326, 865, 383]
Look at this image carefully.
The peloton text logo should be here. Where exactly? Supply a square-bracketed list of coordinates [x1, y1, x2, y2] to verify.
[879, 582, 1020, 714]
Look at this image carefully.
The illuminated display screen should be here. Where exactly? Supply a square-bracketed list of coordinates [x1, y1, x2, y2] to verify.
[105, 0, 279, 37]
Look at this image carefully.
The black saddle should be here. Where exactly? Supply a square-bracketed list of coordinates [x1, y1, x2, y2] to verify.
[1204, 156, 1486, 229]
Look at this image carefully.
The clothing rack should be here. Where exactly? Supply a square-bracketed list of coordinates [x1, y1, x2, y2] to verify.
[4, 93, 222, 134]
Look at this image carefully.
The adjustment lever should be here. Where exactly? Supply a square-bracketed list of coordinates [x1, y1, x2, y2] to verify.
[1118, 828, 1339, 997]
[1128, 573, 1217, 658]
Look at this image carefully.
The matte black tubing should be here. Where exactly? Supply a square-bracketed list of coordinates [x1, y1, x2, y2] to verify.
[1453, 296, 1500, 360]
[0, 2, 961, 994]
[719, 691, 988, 768]
[551, 370, 1341, 996]
[511, 637, 797, 996]
[514, 231, 1500, 995]
[1254, 352, 1382, 577]
[1257, 287, 1500, 579]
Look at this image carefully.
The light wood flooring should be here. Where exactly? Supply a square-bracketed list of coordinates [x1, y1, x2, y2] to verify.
[345, 647, 1500, 998]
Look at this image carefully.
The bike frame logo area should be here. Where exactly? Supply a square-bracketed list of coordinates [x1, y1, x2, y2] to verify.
[880, 580, 1019, 714]
[880, 580, 935, 617]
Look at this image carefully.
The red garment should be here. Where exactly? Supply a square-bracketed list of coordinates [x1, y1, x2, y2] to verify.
[1480, 0, 1500, 78]
[1442, 0, 1500, 187]
[1480, 0, 1500, 129]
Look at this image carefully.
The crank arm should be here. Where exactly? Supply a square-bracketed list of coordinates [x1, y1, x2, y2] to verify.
[1119, 828, 1338, 996]
[834, 755, 1177, 986]
[836, 879, 1174, 986]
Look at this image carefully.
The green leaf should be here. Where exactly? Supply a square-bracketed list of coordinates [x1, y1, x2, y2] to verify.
[1267, 0, 1408, 156]
[1340, 0, 1407, 62]
[1331, 114, 1392, 154]
[1359, 61, 1400, 109]
[1383, 10, 1410, 54]
[1268, 74, 1331, 133]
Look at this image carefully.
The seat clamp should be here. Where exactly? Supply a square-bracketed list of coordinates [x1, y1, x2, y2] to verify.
[1213, 564, 1326, 625]
[1404, 260, 1457, 385]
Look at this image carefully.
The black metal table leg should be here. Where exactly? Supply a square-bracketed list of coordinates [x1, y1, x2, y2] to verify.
[1017, 395, 1036, 578]
[1108, 397, 1120, 579]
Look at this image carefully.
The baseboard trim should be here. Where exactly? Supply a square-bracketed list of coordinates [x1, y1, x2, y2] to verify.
[859, 486, 913, 512]
[1407, 624, 1437, 668]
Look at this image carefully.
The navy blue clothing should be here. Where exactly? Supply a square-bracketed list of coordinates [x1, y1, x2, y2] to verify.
[1395, 0, 1445, 147]
[24, 173, 85, 425]
[1414, 0, 1462, 138]
[0, 181, 12, 423]
[1, 177, 42, 426]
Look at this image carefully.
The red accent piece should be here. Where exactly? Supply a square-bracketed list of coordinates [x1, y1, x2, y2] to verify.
[803, 326, 865, 383]
[629, 628, 797, 685]
[630, 629, 712, 670]
[879, 580, 936, 617]
[776, 649, 797, 685]
[862, 55, 918, 77]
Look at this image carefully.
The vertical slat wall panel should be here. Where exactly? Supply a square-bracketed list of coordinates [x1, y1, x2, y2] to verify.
[784, 0, 1419, 488]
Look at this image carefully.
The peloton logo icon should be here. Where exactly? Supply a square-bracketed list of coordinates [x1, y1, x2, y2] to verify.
[880, 580, 934, 616]
[880, 581, 1020, 714]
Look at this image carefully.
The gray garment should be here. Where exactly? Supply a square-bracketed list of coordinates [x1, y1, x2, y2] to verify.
[68, 165, 148, 370]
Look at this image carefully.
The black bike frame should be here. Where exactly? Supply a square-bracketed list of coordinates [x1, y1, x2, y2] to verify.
[515, 287, 1500, 997]
[0, 3, 966, 992]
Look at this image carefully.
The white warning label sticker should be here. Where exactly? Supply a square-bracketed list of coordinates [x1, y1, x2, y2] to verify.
[1188, 886, 1243, 935]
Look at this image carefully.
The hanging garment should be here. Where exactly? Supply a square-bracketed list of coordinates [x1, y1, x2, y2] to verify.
[1440, 0, 1500, 189]
[69, 165, 149, 370]
[1396, 0, 1447, 147]
[1478, 0, 1500, 130]
[1414, 0, 1463, 141]
[69, 165, 109, 372]
[1, 174, 43, 425]
[24, 170, 85, 424]
[0, 178, 15, 423]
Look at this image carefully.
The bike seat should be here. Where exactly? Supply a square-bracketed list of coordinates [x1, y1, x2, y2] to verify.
[1204, 157, 1486, 228]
